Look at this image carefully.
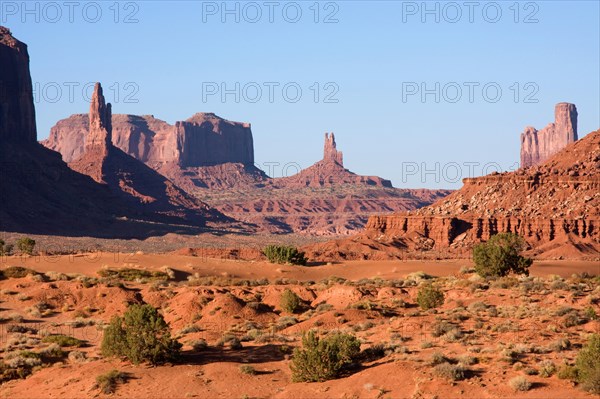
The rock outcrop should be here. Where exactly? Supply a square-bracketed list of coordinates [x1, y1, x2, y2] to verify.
[0, 27, 37, 143]
[175, 113, 254, 167]
[323, 132, 343, 165]
[520, 103, 578, 168]
[0, 27, 128, 235]
[69, 83, 226, 226]
[306, 129, 600, 258]
[44, 112, 254, 166]
[276, 132, 393, 188]
[44, 116, 450, 234]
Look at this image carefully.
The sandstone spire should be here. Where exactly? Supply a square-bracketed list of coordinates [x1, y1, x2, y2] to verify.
[85, 83, 112, 153]
[324, 132, 343, 166]
[520, 103, 578, 168]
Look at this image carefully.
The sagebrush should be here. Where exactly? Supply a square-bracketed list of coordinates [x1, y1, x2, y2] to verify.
[101, 304, 181, 365]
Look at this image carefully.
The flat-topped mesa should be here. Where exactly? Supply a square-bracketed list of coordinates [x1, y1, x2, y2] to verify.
[0, 26, 37, 143]
[174, 112, 254, 167]
[520, 102, 578, 168]
[323, 132, 343, 166]
[85, 83, 112, 154]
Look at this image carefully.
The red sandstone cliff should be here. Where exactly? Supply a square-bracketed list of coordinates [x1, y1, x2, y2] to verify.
[69, 83, 226, 226]
[0, 27, 37, 144]
[520, 103, 578, 168]
[43, 115, 449, 235]
[306, 129, 600, 259]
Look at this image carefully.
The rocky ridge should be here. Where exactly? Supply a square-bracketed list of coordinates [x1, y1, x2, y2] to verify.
[305, 129, 600, 259]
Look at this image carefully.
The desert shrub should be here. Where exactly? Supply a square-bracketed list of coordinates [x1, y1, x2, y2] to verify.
[101, 304, 181, 365]
[538, 360, 556, 377]
[509, 376, 531, 391]
[434, 362, 466, 381]
[576, 333, 600, 394]
[557, 363, 578, 380]
[0, 240, 14, 256]
[263, 245, 307, 266]
[0, 266, 38, 279]
[473, 233, 532, 278]
[551, 338, 571, 352]
[97, 268, 169, 282]
[430, 351, 448, 365]
[179, 324, 202, 335]
[280, 289, 302, 313]
[584, 306, 598, 321]
[16, 238, 35, 255]
[95, 369, 128, 394]
[416, 284, 444, 310]
[67, 350, 87, 363]
[239, 365, 256, 375]
[217, 334, 243, 349]
[42, 335, 84, 347]
[290, 331, 361, 382]
[189, 339, 207, 351]
[431, 321, 455, 338]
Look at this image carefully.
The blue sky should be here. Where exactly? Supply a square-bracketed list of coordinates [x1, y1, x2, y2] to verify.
[5, 0, 599, 188]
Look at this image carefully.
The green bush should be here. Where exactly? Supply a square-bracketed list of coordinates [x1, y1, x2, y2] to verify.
[96, 369, 128, 394]
[0, 240, 13, 256]
[416, 284, 444, 310]
[280, 289, 302, 313]
[0, 266, 38, 279]
[101, 304, 181, 365]
[473, 233, 532, 278]
[263, 245, 307, 265]
[97, 268, 169, 281]
[576, 333, 600, 394]
[291, 331, 361, 382]
[16, 237, 35, 255]
[42, 334, 84, 347]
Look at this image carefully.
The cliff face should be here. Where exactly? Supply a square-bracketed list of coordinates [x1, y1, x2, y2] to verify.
[175, 113, 254, 167]
[0, 27, 37, 143]
[520, 103, 578, 168]
[68, 83, 226, 226]
[44, 112, 254, 166]
[0, 27, 126, 235]
[306, 129, 600, 259]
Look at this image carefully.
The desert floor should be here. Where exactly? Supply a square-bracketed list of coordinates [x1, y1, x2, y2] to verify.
[0, 255, 598, 398]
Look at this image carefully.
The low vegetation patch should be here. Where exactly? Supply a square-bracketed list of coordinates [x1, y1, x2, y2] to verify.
[97, 268, 170, 281]
[291, 331, 361, 382]
[95, 369, 129, 394]
[576, 333, 600, 394]
[473, 233, 532, 278]
[0, 266, 39, 279]
[263, 245, 307, 266]
[416, 284, 444, 310]
[509, 376, 532, 391]
[280, 289, 302, 313]
[16, 237, 36, 255]
[101, 304, 181, 365]
[42, 334, 84, 347]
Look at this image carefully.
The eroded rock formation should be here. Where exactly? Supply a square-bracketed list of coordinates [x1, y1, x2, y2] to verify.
[276, 132, 393, 188]
[324, 132, 343, 165]
[306, 129, 600, 258]
[44, 112, 254, 166]
[69, 83, 226, 226]
[520, 103, 578, 168]
[0, 27, 127, 235]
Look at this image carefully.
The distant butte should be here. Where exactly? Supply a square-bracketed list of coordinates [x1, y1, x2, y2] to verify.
[520, 103, 578, 168]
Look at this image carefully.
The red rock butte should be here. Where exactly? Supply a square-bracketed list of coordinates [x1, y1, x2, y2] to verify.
[520, 102, 578, 168]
